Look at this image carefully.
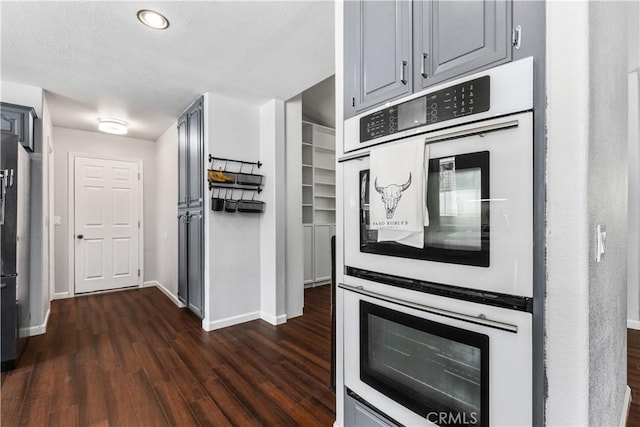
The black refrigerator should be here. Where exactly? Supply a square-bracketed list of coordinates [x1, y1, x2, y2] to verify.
[1, 132, 30, 370]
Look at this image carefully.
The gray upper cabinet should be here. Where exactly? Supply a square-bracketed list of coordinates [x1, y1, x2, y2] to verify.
[345, 0, 412, 116]
[187, 102, 203, 210]
[0, 103, 37, 152]
[416, 0, 512, 90]
[344, 0, 513, 118]
[177, 97, 203, 210]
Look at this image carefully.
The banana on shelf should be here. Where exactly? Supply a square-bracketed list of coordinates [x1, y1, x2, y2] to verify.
[207, 169, 235, 183]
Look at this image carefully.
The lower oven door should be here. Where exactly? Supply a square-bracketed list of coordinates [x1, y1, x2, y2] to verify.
[343, 112, 533, 298]
[342, 283, 532, 427]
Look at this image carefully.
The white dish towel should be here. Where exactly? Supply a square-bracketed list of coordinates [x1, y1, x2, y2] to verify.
[369, 137, 429, 249]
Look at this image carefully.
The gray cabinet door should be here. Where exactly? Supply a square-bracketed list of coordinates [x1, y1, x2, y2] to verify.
[177, 116, 188, 210]
[177, 213, 188, 304]
[187, 99, 203, 210]
[423, 0, 512, 89]
[347, 0, 412, 116]
[187, 211, 204, 318]
[412, 0, 431, 88]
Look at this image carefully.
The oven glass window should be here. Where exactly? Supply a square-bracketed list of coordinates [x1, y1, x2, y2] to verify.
[360, 301, 489, 426]
[360, 151, 489, 266]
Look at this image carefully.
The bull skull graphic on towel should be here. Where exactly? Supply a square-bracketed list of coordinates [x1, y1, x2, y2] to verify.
[374, 173, 412, 219]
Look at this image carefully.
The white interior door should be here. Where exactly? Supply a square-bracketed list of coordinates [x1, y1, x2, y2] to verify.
[74, 156, 140, 294]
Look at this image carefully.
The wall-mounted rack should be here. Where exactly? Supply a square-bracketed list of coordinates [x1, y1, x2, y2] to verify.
[207, 155, 264, 191]
[207, 155, 265, 213]
[208, 155, 262, 168]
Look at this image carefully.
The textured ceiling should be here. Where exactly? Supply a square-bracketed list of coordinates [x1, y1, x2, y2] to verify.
[0, 1, 335, 140]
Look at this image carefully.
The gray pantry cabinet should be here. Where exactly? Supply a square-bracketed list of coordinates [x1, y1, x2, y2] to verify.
[177, 97, 204, 319]
[344, 0, 513, 118]
[0, 102, 37, 152]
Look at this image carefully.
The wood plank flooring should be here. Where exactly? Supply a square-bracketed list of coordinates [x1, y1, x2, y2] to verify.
[628, 329, 640, 426]
[1, 285, 335, 426]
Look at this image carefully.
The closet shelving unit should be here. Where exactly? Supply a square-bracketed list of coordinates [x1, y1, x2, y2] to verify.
[302, 121, 336, 286]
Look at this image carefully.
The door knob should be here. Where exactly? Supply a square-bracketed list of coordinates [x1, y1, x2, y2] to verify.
[77, 234, 84, 239]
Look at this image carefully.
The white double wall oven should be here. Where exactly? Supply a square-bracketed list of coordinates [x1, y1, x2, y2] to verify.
[339, 58, 536, 426]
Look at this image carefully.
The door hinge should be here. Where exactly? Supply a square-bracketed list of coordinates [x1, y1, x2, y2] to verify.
[351, 97, 355, 108]
[138, 220, 140, 229]
[512, 25, 522, 50]
[138, 172, 141, 180]
[138, 269, 140, 277]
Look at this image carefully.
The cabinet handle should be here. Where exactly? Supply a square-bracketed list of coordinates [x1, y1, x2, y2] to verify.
[421, 53, 429, 78]
[400, 60, 408, 85]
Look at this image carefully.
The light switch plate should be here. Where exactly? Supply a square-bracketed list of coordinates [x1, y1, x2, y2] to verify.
[54, 216, 61, 226]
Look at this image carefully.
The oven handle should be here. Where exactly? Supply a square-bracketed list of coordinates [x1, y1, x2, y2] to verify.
[338, 117, 520, 163]
[339, 283, 519, 333]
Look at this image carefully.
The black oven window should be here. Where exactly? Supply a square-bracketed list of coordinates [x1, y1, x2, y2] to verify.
[360, 150, 490, 267]
[360, 301, 489, 426]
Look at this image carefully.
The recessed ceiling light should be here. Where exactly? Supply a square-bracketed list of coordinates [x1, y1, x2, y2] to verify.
[137, 9, 169, 30]
[98, 118, 128, 135]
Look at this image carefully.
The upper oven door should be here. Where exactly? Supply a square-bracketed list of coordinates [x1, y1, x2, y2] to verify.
[343, 112, 533, 298]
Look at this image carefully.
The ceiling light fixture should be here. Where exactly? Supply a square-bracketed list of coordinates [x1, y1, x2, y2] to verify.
[98, 118, 128, 135]
[137, 9, 169, 30]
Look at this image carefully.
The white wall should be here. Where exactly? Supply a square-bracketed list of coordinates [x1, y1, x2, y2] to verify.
[259, 99, 287, 325]
[154, 123, 179, 295]
[302, 75, 336, 129]
[203, 93, 262, 330]
[546, 2, 630, 425]
[52, 127, 157, 297]
[545, 4, 591, 423]
[627, 0, 640, 325]
[1, 81, 43, 117]
[334, 1, 346, 425]
[36, 91, 53, 331]
[285, 95, 304, 319]
[586, 2, 629, 424]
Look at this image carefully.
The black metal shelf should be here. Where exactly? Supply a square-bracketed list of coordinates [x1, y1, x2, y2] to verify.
[208, 154, 265, 214]
[208, 182, 262, 193]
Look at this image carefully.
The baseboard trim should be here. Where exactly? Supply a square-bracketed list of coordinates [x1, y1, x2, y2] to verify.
[142, 280, 157, 288]
[627, 319, 640, 330]
[202, 311, 261, 331]
[143, 280, 186, 308]
[20, 307, 50, 337]
[53, 292, 70, 300]
[621, 385, 632, 427]
[261, 312, 287, 326]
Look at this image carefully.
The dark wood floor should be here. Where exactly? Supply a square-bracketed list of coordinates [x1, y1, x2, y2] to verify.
[629, 329, 640, 426]
[1, 285, 335, 426]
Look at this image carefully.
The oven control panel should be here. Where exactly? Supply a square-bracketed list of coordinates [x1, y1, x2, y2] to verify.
[360, 76, 491, 142]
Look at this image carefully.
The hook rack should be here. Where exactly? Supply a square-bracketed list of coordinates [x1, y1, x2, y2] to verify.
[207, 155, 265, 213]
[208, 155, 262, 169]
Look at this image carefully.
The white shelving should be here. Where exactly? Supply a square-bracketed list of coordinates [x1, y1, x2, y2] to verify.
[301, 121, 336, 286]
